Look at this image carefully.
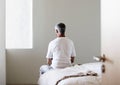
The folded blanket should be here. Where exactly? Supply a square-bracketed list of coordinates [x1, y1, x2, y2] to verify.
[56, 71, 98, 85]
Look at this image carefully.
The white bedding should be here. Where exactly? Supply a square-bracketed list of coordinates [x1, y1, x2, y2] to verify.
[38, 62, 102, 85]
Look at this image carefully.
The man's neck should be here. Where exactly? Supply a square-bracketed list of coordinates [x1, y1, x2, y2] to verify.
[58, 35, 65, 37]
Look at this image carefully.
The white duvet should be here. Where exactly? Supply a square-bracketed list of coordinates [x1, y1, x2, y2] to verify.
[38, 62, 102, 85]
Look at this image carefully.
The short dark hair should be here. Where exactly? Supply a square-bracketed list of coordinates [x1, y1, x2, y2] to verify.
[56, 23, 66, 35]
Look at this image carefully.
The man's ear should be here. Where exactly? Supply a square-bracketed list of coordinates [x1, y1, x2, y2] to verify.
[56, 29, 58, 33]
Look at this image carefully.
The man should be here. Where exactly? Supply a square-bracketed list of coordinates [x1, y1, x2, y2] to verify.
[40, 23, 76, 74]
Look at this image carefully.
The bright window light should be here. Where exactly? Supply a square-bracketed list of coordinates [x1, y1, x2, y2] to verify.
[6, 0, 33, 49]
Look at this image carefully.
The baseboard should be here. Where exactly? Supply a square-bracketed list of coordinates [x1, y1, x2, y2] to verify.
[7, 84, 38, 85]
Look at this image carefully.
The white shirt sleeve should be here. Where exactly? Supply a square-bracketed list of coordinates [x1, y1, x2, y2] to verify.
[71, 42, 76, 57]
[46, 42, 53, 58]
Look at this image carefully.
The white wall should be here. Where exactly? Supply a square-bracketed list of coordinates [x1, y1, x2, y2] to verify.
[7, 0, 100, 84]
[0, 0, 6, 85]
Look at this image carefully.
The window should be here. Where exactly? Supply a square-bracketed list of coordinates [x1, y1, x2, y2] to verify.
[6, 0, 32, 49]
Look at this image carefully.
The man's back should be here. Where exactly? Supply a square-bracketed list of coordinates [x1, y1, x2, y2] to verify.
[46, 37, 76, 69]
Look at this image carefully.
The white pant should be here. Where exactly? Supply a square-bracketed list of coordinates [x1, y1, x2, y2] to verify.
[40, 65, 53, 75]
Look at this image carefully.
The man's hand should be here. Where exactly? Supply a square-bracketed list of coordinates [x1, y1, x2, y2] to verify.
[47, 58, 53, 65]
[71, 57, 75, 63]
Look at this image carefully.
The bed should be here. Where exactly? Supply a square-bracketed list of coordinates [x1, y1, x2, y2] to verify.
[38, 62, 102, 85]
